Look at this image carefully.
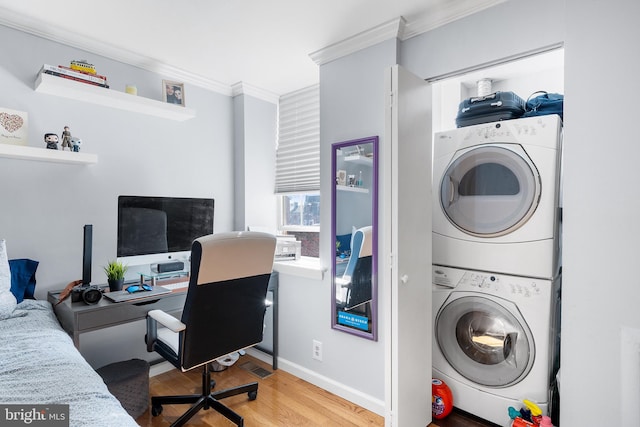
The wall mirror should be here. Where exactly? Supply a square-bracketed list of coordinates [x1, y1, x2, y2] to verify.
[331, 136, 378, 340]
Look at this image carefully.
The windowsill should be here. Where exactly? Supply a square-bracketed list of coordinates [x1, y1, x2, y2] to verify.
[273, 256, 325, 280]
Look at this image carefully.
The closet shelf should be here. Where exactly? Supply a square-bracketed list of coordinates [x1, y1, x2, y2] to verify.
[0, 144, 97, 164]
[34, 73, 196, 122]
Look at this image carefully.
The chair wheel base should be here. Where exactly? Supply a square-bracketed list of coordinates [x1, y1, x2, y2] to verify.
[248, 390, 257, 401]
[151, 404, 163, 417]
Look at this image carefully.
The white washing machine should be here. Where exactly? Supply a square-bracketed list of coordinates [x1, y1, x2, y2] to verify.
[432, 115, 562, 279]
[432, 265, 560, 426]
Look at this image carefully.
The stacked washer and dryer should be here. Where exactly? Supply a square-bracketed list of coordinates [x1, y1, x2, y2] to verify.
[431, 114, 562, 426]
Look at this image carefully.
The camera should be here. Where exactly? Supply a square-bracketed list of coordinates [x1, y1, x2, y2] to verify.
[71, 285, 103, 305]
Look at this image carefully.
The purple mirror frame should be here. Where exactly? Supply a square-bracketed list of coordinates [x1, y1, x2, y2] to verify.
[331, 136, 378, 340]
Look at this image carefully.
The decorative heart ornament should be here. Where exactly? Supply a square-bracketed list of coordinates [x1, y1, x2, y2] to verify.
[0, 112, 24, 133]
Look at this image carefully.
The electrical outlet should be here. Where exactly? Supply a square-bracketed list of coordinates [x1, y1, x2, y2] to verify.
[312, 339, 323, 361]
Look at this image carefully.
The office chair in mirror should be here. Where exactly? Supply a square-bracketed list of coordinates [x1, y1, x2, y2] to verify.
[144, 231, 276, 427]
[331, 136, 378, 340]
[335, 225, 373, 314]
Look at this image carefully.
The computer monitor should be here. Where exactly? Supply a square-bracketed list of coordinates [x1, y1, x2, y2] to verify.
[117, 195, 214, 267]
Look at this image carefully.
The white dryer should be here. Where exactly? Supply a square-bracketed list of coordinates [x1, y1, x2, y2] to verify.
[432, 265, 560, 426]
[432, 115, 562, 279]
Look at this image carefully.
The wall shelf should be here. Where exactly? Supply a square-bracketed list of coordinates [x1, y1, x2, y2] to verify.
[34, 73, 196, 122]
[343, 154, 373, 166]
[337, 185, 369, 194]
[0, 144, 97, 164]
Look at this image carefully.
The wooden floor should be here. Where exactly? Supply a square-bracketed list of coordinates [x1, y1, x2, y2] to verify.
[135, 355, 494, 427]
[136, 355, 384, 426]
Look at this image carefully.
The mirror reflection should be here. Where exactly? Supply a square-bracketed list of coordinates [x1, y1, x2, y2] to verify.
[331, 136, 378, 340]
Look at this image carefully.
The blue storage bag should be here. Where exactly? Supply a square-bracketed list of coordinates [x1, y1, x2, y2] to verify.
[523, 91, 564, 120]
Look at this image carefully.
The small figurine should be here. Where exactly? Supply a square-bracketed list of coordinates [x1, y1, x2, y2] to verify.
[71, 137, 82, 152]
[44, 133, 59, 150]
[61, 126, 72, 151]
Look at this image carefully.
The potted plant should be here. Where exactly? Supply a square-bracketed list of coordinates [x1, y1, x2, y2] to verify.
[104, 260, 128, 292]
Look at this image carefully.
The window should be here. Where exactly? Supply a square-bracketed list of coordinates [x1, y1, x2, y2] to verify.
[276, 85, 320, 257]
[281, 194, 320, 228]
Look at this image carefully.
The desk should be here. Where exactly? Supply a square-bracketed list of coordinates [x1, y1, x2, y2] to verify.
[47, 286, 186, 348]
[47, 272, 279, 369]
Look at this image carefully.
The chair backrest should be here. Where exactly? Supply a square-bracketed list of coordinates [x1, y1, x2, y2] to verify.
[179, 231, 276, 370]
[342, 226, 372, 281]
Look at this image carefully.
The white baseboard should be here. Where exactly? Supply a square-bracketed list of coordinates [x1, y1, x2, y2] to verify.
[149, 348, 385, 417]
[269, 355, 385, 416]
[245, 347, 274, 365]
[149, 361, 175, 377]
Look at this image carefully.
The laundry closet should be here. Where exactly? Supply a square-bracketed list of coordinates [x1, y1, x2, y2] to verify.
[429, 48, 565, 426]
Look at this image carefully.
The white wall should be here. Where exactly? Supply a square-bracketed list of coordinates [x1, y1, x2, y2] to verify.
[562, 0, 640, 425]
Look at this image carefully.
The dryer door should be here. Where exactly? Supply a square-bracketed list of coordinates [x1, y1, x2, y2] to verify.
[435, 293, 535, 387]
[440, 144, 541, 237]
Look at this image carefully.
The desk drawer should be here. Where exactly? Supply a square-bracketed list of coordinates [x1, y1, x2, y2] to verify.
[75, 293, 185, 331]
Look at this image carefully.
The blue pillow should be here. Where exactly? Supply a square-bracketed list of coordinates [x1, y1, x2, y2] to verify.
[336, 233, 352, 254]
[9, 259, 39, 303]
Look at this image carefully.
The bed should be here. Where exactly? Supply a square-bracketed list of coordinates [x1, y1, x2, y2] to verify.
[0, 238, 139, 426]
[0, 299, 139, 427]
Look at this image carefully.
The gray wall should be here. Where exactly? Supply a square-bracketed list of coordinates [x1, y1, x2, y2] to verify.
[263, 40, 401, 415]
[400, 0, 565, 81]
[5, 0, 640, 423]
[0, 25, 235, 365]
[402, 0, 640, 424]
[299, 0, 569, 414]
[320, 39, 398, 407]
[233, 93, 278, 232]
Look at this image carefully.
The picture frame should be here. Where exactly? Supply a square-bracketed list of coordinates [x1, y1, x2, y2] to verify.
[0, 108, 28, 146]
[336, 169, 347, 186]
[162, 80, 185, 106]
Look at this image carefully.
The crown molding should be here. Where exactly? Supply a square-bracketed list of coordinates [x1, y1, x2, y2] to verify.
[231, 82, 280, 104]
[403, 0, 508, 40]
[309, 0, 508, 66]
[309, 17, 406, 66]
[1, 1, 508, 96]
[0, 6, 233, 96]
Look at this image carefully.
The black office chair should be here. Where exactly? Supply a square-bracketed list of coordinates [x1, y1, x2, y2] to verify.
[336, 226, 373, 311]
[145, 231, 276, 427]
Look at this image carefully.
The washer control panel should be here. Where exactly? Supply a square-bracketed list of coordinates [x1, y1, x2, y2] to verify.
[433, 265, 546, 299]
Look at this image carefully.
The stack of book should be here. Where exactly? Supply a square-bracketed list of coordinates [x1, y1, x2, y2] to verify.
[40, 64, 109, 88]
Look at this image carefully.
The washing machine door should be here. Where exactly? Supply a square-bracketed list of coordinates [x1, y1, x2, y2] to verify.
[440, 144, 541, 237]
[435, 292, 535, 387]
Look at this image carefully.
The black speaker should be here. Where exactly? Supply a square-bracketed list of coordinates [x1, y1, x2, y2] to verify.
[82, 224, 92, 285]
[72, 224, 102, 305]
[151, 261, 185, 273]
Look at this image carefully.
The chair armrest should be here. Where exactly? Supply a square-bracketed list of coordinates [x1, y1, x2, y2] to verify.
[146, 309, 185, 353]
[148, 309, 185, 332]
[335, 276, 352, 287]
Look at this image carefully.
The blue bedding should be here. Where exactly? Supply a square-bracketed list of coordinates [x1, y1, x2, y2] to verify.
[0, 300, 139, 426]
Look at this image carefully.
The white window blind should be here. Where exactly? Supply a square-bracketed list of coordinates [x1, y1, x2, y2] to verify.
[275, 84, 320, 194]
